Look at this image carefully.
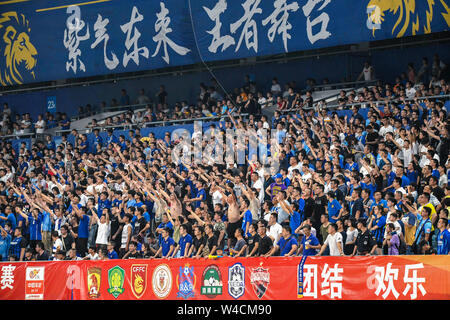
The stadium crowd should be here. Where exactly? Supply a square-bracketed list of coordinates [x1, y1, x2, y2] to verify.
[0, 57, 450, 262]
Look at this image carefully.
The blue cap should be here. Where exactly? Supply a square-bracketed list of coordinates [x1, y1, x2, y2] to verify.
[274, 173, 282, 179]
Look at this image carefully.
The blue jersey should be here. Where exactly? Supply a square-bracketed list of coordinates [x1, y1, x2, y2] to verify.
[41, 211, 52, 232]
[161, 236, 175, 257]
[371, 215, 386, 244]
[178, 234, 193, 256]
[290, 210, 303, 235]
[301, 234, 320, 256]
[28, 213, 43, 241]
[277, 235, 298, 256]
[108, 250, 119, 259]
[241, 210, 253, 237]
[6, 213, 16, 231]
[97, 198, 112, 216]
[328, 199, 342, 223]
[0, 234, 11, 261]
[78, 215, 90, 239]
[194, 189, 206, 209]
[157, 222, 173, 244]
[436, 229, 450, 255]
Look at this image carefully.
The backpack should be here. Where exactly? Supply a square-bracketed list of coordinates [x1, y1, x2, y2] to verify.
[394, 234, 407, 255]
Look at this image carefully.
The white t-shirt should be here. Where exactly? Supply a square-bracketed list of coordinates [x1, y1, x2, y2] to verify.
[345, 228, 359, 245]
[96, 221, 111, 245]
[211, 190, 223, 207]
[406, 87, 416, 99]
[252, 178, 265, 204]
[268, 223, 282, 246]
[86, 253, 99, 260]
[35, 120, 45, 134]
[52, 238, 63, 255]
[324, 232, 343, 256]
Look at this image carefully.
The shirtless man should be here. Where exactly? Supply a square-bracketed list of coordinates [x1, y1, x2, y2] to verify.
[219, 183, 242, 250]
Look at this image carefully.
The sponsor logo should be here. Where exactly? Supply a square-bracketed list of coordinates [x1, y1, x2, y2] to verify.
[87, 267, 101, 299]
[131, 264, 147, 299]
[250, 262, 270, 299]
[152, 264, 173, 299]
[25, 266, 44, 300]
[176, 263, 196, 299]
[107, 266, 125, 299]
[228, 263, 245, 299]
[201, 265, 223, 298]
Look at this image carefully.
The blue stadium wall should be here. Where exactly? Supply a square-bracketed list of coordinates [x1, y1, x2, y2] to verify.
[1, 40, 450, 122]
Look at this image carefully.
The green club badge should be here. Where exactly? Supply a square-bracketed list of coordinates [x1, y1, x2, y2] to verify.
[107, 266, 125, 298]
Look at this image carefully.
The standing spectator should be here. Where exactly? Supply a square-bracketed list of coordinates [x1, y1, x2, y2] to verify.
[344, 218, 359, 255]
[436, 218, 450, 255]
[317, 223, 344, 256]
[352, 219, 377, 256]
[73, 206, 90, 257]
[298, 224, 320, 256]
[120, 89, 130, 106]
[356, 61, 375, 82]
[229, 228, 248, 257]
[0, 225, 11, 261]
[51, 231, 63, 258]
[268, 225, 298, 257]
[107, 241, 119, 259]
[267, 213, 282, 246]
[257, 222, 273, 257]
[9, 228, 27, 261]
[384, 223, 400, 255]
[175, 224, 192, 258]
[35, 241, 49, 261]
[154, 227, 175, 259]
[119, 213, 133, 258]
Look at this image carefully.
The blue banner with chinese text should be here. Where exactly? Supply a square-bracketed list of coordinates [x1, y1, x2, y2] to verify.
[0, 0, 449, 87]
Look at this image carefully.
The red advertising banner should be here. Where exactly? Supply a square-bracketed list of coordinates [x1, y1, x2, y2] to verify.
[0, 256, 449, 300]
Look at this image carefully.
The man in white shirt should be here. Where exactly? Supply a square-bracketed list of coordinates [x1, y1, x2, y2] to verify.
[267, 212, 282, 246]
[93, 211, 111, 248]
[250, 171, 264, 204]
[287, 156, 301, 180]
[317, 223, 344, 256]
[405, 81, 416, 99]
[270, 78, 282, 96]
[35, 114, 46, 134]
[379, 118, 394, 138]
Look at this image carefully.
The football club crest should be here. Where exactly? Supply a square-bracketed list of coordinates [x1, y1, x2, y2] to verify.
[228, 263, 245, 299]
[107, 266, 125, 298]
[201, 265, 223, 298]
[250, 262, 270, 299]
[152, 264, 173, 299]
[87, 267, 101, 299]
[131, 264, 147, 299]
[176, 263, 196, 299]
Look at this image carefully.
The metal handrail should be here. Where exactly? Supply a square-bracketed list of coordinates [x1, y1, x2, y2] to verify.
[280, 93, 450, 114]
[54, 113, 249, 136]
[0, 132, 36, 140]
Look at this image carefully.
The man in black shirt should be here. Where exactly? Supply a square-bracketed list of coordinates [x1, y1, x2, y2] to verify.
[123, 241, 142, 259]
[257, 222, 273, 256]
[365, 125, 379, 153]
[60, 225, 74, 253]
[302, 188, 316, 222]
[352, 219, 377, 256]
[312, 184, 327, 232]
[246, 223, 260, 257]
[35, 241, 50, 261]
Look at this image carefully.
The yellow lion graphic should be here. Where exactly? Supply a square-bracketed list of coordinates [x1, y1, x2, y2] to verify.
[367, 0, 450, 37]
[0, 11, 37, 86]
